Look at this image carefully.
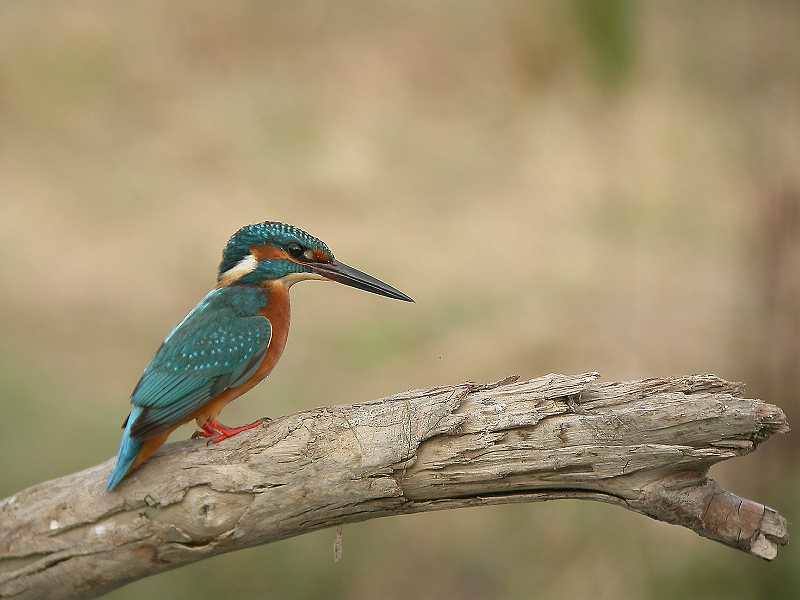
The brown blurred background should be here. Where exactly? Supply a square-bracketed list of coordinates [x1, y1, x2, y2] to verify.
[1, 1, 799, 598]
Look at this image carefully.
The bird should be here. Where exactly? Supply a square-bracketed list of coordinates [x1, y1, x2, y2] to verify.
[107, 221, 412, 490]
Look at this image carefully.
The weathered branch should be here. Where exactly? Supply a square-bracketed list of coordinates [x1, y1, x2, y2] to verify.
[0, 372, 790, 599]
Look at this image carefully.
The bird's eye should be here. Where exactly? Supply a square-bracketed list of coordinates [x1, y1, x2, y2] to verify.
[287, 243, 306, 259]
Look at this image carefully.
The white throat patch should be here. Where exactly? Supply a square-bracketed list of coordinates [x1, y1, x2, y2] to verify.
[281, 272, 327, 288]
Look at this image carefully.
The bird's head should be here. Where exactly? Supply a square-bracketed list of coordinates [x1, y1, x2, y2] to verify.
[217, 221, 413, 302]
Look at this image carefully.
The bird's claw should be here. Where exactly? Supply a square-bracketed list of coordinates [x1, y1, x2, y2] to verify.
[195, 417, 269, 446]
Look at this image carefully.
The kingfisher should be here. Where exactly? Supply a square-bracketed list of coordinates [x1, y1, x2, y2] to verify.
[107, 221, 412, 490]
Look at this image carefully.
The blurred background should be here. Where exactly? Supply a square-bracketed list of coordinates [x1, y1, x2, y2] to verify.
[1, 1, 799, 598]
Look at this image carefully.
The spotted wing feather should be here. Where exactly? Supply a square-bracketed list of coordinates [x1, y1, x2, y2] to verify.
[128, 286, 270, 439]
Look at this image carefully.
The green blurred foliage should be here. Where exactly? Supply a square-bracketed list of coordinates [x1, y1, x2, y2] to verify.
[1, 1, 798, 599]
[573, 0, 636, 86]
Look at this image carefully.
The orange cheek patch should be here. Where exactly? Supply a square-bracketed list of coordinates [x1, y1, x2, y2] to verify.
[251, 244, 290, 261]
[312, 249, 330, 262]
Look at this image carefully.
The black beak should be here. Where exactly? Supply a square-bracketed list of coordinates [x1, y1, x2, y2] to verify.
[308, 259, 414, 302]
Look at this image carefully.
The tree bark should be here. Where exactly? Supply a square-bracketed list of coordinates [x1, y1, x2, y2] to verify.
[0, 372, 790, 599]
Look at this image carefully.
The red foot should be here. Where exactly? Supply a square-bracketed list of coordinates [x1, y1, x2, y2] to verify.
[192, 418, 268, 444]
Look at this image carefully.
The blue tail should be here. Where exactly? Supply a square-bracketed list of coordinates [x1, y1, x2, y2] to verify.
[107, 407, 144, 491]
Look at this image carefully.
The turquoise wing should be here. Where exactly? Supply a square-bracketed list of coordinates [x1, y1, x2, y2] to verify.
[127, 286, 271, 440]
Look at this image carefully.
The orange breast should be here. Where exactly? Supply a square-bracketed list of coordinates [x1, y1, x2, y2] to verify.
[192, 281, 291, 424]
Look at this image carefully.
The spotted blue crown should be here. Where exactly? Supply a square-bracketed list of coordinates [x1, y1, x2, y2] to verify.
[218, 221, 333, 275]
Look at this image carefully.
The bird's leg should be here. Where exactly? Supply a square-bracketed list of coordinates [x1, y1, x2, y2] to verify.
[190, 421, 218, 440]
[203, 418, 269, 444]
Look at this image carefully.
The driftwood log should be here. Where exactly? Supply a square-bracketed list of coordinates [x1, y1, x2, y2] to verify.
[0, 372, 790, 599]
